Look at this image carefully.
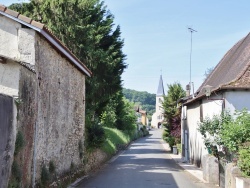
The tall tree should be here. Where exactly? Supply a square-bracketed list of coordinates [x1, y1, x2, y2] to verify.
[10, 0, 127, 119]
[162, 82, 185, 145]
[162, 83, 185, 121]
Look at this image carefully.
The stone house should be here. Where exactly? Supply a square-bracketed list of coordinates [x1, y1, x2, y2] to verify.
[0, 5, 91, 187]
[139, 110, 147, 126]
[181, 32, 250, 167]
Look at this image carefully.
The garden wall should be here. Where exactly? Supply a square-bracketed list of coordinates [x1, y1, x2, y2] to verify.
[225, 163, 250, 188]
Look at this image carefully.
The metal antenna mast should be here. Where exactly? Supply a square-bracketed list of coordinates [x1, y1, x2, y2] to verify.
[188, 27, 197, 96]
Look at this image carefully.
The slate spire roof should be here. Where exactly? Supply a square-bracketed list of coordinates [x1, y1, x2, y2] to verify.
[157, 75, 165, 96]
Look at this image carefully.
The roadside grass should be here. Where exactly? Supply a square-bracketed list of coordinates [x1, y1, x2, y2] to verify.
[101, 127, 131, 155]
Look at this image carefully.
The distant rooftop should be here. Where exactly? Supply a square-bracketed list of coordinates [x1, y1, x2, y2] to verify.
[157, 75, 165, 96]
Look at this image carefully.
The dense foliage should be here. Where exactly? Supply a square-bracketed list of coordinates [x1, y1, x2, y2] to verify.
[220, 110, 250, 152]
[238, 142, 250, 177]
[198, 112, 232, 150]
[162, 83, 185, 148]
[123, 88, 156, 117]
[10, 0, 139, 147]
[10, 0, 127, 119]
[101, 91, 137, 132]
[198, 109, 250, 176]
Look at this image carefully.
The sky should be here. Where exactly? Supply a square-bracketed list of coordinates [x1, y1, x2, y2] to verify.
[2, 0, 250, 94]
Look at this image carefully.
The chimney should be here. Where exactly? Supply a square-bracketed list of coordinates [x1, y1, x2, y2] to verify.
[186, 84, 190, 97]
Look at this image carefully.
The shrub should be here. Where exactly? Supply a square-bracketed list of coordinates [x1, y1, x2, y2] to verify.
[164, 135, 175, 148]
[197, 112, 231, 151]
[41, 165, 50, 186]
[238, 142, 250, 177]
[162, 129, 169, 138]
[86, 122, 106, 150]
[100, 108, 117, 128]
[140, 126, 149, 137]
[220, 110, 250, 152]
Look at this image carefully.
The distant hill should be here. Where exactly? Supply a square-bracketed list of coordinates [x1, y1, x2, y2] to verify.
[122, 88, 156, 119]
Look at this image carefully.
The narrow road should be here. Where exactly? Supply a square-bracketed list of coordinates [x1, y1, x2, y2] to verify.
[76, 129, 211, 188]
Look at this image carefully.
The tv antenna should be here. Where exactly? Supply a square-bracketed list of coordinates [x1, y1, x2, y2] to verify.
[188, 27, 197, 97]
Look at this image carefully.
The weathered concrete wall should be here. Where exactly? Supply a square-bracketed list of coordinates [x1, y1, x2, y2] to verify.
[34, 34, 86, 179]
[0, 59, 20, 96]
[0, 94, 15, 188]
[225, 91, 250, 115]
[0, 16, 36, 64]
[1, 13, 87, 187]
[15, 66, 37, 187]
[185, 95, 224, 167]
[186, 101, 207, 167]
[235, 177, 250, 188]
[202, 154, 219, 185]
[225, 163, 250, 188]
[0, 16, 20, 60]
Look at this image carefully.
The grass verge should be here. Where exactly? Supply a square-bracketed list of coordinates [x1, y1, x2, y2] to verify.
[101, 127, 131, 155]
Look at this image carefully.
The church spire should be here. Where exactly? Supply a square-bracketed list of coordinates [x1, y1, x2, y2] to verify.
[157, 75, 165, 96]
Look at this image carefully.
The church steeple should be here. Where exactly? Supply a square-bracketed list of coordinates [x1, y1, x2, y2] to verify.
[157, 75, 165, 96]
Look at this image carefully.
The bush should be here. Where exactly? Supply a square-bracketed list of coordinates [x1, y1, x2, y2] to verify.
[140, 126, 149, 137]
[220, 110, 250, 152]
[197, 112, 231, 152]
[41, 165, 50, 186]
[238, 142, 250, 177]
[166, 136, 175, 148]
[86, 123, 106, 150]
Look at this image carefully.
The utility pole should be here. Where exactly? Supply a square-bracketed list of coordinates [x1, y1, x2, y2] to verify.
[188, 27, 197, 97]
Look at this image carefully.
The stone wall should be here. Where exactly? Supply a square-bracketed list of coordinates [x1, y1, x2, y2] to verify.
[84, 149, 108, 173]
[0, 13, 87, 187]
[225, 163, 250, 188]
[202, 156, 250, 188]
[34, 34, 86, 180]
[202, 154, 219, 185]
[16, 66, 37, 187]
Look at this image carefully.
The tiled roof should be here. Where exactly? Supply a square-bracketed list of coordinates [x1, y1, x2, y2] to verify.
[157, 75, 165, 96]
[0, 4, 92, 77]
[194, 33, 250, 97]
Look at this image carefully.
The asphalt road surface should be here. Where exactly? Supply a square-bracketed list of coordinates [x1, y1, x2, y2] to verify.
[76, 129, 213, 188]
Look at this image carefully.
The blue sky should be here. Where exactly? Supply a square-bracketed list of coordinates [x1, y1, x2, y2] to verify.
[2, 0, 250, 94]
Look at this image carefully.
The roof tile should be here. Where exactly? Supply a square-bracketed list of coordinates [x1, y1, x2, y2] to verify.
[5, 8, 19, 18]
[31, 20, 44, 29]
[0, 4, 6, 12]
[196, 33, 250, 96]
[18, 14, 32, 24]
